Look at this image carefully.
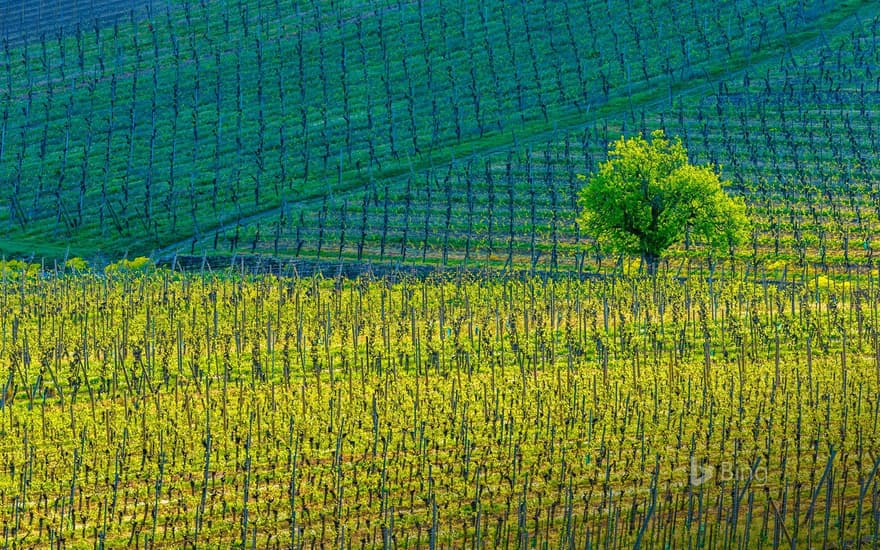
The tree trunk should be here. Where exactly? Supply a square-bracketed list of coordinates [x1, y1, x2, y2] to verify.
[643, 253, 660, 277]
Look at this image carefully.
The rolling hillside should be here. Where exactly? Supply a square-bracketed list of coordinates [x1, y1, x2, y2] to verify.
[4, 4, 880, 547]
[0, 0, 876, 271]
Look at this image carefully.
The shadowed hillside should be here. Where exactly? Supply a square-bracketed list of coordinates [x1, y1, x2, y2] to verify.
[0, 0, 161, 45]
[1, 0, 877, 274]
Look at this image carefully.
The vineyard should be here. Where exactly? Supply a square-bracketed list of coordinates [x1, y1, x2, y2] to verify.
[2, 0, 880, 548]
[0, 0, 160, 47]
[0, 266, 878, 547]
[0, 0, 874, 267]
[201, 3, 880, 272]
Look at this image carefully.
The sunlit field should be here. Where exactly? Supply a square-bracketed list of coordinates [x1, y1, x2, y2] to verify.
[3, 0, 880, 547]
[0, 263, 876, 547]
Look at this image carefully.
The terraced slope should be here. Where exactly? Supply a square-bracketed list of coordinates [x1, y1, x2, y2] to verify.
[0, 0, 857, 263]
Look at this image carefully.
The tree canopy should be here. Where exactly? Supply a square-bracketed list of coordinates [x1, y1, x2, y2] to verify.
[578, 130, 749, 274]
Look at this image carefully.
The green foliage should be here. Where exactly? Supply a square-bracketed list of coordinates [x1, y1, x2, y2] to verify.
[104, 256, 154, 275]
[578, 130, 749, 272]
[0, 259, 41, 279]
[64, 257, 90, 273]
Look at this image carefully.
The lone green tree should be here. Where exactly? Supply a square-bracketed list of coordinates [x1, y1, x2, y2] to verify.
[578, 130, 749, 275]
